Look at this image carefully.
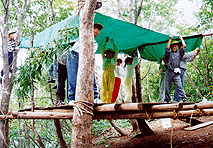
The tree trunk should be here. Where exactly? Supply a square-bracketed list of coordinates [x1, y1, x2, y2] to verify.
[129, 0, 135, 24]
[130, 78, 139, 131]
[0, 1, 10, 147]
[132, 0, 154, 135]
[71, 0, 96, 147]
[147, 62, 152, 102]
[135, 55, 142, 102]
[24, 124, 30, 148]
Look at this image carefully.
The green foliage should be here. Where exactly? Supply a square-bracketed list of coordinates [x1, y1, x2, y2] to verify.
[196, 0, 213, 31]
[92, 119, 131, 137]
[184, 38, 213, 102]
[9, 119, 72, 147]
[13, 26, 78, 101]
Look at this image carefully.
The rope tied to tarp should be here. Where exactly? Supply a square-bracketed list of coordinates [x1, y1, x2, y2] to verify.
[69, 100, 94, 117]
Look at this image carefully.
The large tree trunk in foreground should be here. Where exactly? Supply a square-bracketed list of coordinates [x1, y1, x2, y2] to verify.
[71, 0, 96, 147]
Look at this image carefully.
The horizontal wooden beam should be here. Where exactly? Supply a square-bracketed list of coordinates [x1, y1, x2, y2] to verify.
[94, 103, 143, 112]
[0, 103, 212, 120]
[94, 109, 213, 120]
[12, 111, 73, 119]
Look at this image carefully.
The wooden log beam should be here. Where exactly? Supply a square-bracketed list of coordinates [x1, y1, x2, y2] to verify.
[1, 106, 213, 120]
[12, 111, 73, 119]
[194, 103, 213, 109]
[94, 109, 213, 120]
[182, 104, 195, 110]
[94, 103, 143, 112]
[150, 103, 183, 111]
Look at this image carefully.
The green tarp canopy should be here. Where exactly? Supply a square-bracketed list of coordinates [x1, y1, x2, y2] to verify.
[20, 12, 203, 62]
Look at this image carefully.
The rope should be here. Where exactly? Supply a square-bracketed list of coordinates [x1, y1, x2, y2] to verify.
[69, 100, 94, 117]
[196, 108, 204, 116]
[173, 110, 179, 120]
[111, 112, 120, 120]
[0, 111, 14, 121]
[189, 111, 193, 127]
[145, 110, 153, 121]
[170, 119, 174, 148]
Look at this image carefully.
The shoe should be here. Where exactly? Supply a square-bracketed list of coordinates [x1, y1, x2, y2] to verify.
[68, 100, 75, 105]
[182, 98, 188, 102]
[94, 98, 102, 103]
[163, 99, 170, 103]
[48, 79, 55, 83]
[56, 101, 64, 106]
[52, 85, 57, 89]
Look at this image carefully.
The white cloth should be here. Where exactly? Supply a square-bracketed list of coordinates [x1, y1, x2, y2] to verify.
[114, 65, 123, 79]
[174, 68, 181, 73]
[57, 38, 98, 65]
[180, 51, 196, 70]
[72, 39, 98, 53]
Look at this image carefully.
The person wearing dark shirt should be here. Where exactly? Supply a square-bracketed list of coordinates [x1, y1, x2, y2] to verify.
[164, 35, 187, 103]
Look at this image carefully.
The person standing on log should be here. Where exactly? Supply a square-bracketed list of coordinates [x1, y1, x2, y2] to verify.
[173, 47, 200, 102]
[1, 31, 20, 76]
[123, 56, 138, 103]
[100, 37, 118, 103]
[67, 23, 103, 105]
[164, 35, 187, 103]
[111, 58, 123, 103]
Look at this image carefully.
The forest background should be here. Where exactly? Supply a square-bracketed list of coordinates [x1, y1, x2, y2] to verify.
[0, 0, 212, 147]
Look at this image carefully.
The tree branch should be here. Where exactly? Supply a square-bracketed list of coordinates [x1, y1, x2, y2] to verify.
[135, 0, 143, 25]
[185, 71, 203, 99]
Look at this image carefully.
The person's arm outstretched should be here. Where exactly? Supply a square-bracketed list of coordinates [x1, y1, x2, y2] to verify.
[178, 35, 186, 48]
[166, 34, 173, 49]
[101, 37, 110, 58]
[110, 38, 119, 62]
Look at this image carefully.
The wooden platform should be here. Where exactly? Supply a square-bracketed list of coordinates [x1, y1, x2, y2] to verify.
[1, 102, 213, 120]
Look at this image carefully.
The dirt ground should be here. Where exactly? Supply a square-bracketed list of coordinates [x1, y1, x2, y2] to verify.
[93, 116, 213, 148]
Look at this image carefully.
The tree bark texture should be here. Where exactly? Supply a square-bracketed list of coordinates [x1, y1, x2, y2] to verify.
[71, 0, 96, 147]
[24, 124, 30, 148]
[0, 0, 10, 147]
[0, 1, 27, 147]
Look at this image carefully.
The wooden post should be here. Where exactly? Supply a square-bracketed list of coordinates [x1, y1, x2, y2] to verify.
[71, 0, 96, 147]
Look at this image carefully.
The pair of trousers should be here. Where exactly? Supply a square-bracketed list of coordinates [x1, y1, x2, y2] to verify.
[101, 70, 115, 103]
[1, 52, 13, 76]
[67, 51, 99, 102]
[111, 77, 121, 103]
[164, 69, 187, 102]
[174, 68, 185, 102]
[157, 71, 166, 102]
[56, 63, 67, 102]
[49, 62, 58, 80]
[123, 77, 132, 103]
